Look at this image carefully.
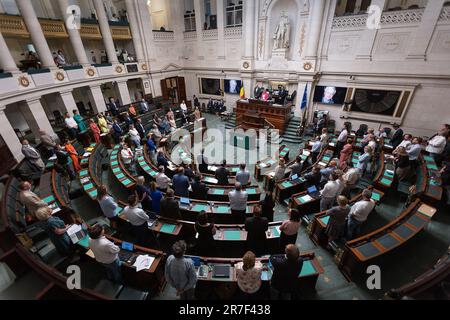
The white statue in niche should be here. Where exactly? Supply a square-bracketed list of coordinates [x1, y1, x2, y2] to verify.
[273, 12, 290, 49]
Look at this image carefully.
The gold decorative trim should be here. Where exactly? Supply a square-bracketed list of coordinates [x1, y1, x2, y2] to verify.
[115, 65, 123, 73]
[55, 71, 65, 81]
[141, 64, 148, 71]
[86, 68, 95, 77]
[18, 76, 30, 87]
[303, 62, 313, 71]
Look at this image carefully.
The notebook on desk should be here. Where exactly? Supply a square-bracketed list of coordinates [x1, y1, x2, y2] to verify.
[308, 185, 321, 199]
[212, 265, 231, 278]
[180, 197, 190, 206]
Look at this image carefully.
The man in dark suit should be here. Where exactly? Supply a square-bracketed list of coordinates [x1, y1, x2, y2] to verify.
[207, 98, 214, 113]
[269, 244, 304, 300]
[108, 97, 120, 116]
[135, 118, 146, 139]
[391, 124, 404, 149]
[215, 160, 230, 185]
[197, 149, 209, 173]
[172, 167, 190, 198]
[160, 189, 182, 220]
[122, 112, 133, 131]
[191, 175, 209, 200]
[193, 95, 200, 108]
[112, 119, 123, 144]
[244, 206, 268, 257]
[304, 166, 321, 189]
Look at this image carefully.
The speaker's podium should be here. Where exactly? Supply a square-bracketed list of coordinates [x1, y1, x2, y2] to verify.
[236, 99, 292, 135]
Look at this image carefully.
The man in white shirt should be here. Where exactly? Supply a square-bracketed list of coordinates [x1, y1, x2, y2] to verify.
[320, 171, 341, 211]
[121, 143, 134, 166]
[122, 195, 152, 246]
[336, 125, 349, 156]
[342, 167, 361, 198]
[155, 166, 171, 191]
[236, 163, 251, 186]
[229, 182, 248, 223]
[395, 134, 412, 153]
[180, 100, 188, 113]
[426, 132, 447, 160]
[346, 189, 376, 240]
[64, 112, 78, 139]
[88, 225, 122, 283]
[407, 137, 423, 170]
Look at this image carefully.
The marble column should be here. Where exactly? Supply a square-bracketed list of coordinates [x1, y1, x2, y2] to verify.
[243, 0, 256, 59]
[116, 80, 131, 106]
[304, 0, 326, 60]
[15, 0, 57, 69]
[0, 31, 20, 73]
[124, 0, 145, 63]
[92, 0, 119, 64]
[88, 85, 107, 114]
[355, 0, 386, 60]
[0, 109, 24, 162]
[216, 0, 226, 60]
[21, 98, 57, 142]
[59, 90, 79, 115]
[194, 0, 205, 60]
[57, 0, 90, 66]
[406, 0, 445, 60]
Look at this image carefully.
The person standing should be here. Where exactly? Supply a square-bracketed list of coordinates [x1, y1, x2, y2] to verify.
[288, 156, 304, 179]
[236, 163, 251, 186]
[21, 140, 45, 172]
[35, 206, 72, 256]
[394, 147, 411, 181]
[235, 251, 262, 300]
[108, 97, 119, 116]
[346, 189, 376, 240]
[122, 195, 153, 246]
[194, 211, 216, 256]
[325, 196, 350, 245]
[407, 137, 423, 171]
[197, 149, 209, 173]
[215, 160, 230, 185]
[73, 110, 86, 132]
[89, 119, 101, 143]
[88, 224, 122, 284]
[112, 119, 123, 144]
[320, 171, 341, 212]
[64, 139, 81, 172]
[18, 181, 47, 219]
[134, 176, 152, 212]
[39, 130, 56, 158]
[191, 175, 209, 200]
[335, 124, 349, 156]
[180, 100, 188, 113]
[339, 138, 354, 170]
[150, 182, 163, 214]
[97, 114, 109, 134]
[160, 189, 182, 220]
[135, 118, 146, 140]
[96, 185, 120, 228]
[244, 206, 268, 257]
[55, 144, 76, 180]
[229, 182, 248, 224]
[357, 146, 373, 176]
[260, 192, 275, 222]
[64, 112, 78, 139]
[269, 244, 303, 300]
[128, 125, 141, 148]
[273, 158, 286, 182]
[391, 124, 404, 149]
[426, 132, 447, 162]
[172, 167, 190, 198]
[155, 166, 170, 192]
[279, 208, 301, 249]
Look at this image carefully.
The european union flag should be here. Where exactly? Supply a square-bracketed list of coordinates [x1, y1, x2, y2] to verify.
[300, 85, 308, 110]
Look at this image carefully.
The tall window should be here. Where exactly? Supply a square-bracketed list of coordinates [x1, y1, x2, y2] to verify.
[203, 0, 217, 29]
[226, 0, 243, 27]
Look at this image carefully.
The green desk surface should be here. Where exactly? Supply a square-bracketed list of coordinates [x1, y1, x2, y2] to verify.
[116, 173, 125, 179]
[149, 171, 157, 177]
[280, 152, 286, 157]
[83, 183, 94, 190]
[42, 195, 55, 204]
[160, 224, 176, 234]
[80, 158, 88, 164]
[299, 196, 312, 204]
[267, 160, 276, 165]
[384, 171, 394, 178]
[110, 160, 118, 166]
[78, 236, 90, 248]
[215, 206, 230, 214]
[138, 161, 146, 166]
[281, 181, 293, 188]
[299, 260, 316, 277]
[246, 188, 257, 195]
[427, 164, 438, 171]
[142, 165, 151, 171]
[381, 178, 392, 186]
[79, 170, 88, 177]
[372, 192, 381, 201]
[122, 179, 132, 186]
[320, 216, 330, 226]
[112, 167, 121, 173]
[272, 227, 280, 237]
[224, 230, 241, 240]
[192, 204, 209, 212]
[231, 167, 239, 173]
[423, 156, 434, 162]
[246, 207, 252, 214]
[430, 179, 440, 186]
[88, 190, 98, 198]
[115, 207, 123, 215]
[322, 156, 331, 162]
[213, 189, 225, 195]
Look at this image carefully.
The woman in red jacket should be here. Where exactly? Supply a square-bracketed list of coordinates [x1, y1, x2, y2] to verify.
[339, 138, 354, 170]
[89, 119, 101, 143]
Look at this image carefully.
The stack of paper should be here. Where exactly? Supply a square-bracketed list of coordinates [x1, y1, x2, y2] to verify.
[133, 255, 155, 272]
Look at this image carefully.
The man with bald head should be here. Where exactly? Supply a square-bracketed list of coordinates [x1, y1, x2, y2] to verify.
[18, 181, 47, 218]
[229, 182, 248, 224]
[21, 140, 45, 172]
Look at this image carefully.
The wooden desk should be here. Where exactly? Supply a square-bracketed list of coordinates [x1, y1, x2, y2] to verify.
[236, 99, 292, 135]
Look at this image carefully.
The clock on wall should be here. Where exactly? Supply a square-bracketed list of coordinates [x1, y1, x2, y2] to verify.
[352, 89, 402, 116]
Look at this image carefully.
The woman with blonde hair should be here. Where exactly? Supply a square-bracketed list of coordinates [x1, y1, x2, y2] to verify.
[36, 206, 72, 256]
[235, 251, 262, 299]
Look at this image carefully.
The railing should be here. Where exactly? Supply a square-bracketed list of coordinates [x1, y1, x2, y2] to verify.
[110, 25, 132, 40]
[224, 26, 242, 39]
[332, 8, 424, 30]
[202, 28, 218, 40]
[439, 6, 450, 23]
[183, 31, 197, 40]
[153, 30, 175, 41]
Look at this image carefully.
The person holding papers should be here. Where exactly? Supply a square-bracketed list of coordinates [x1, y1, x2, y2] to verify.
[122, 195, 152, 246]
[279, 208, 301, 250]
[35, 206, 72, 256]
[165, 240, 197, 300]
[88, 225, 122, 284]
[346, 189, 376, 240]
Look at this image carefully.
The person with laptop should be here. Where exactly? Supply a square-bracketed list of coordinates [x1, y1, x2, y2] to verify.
[215, 160, 230, 185]
[236, 163, 251, 186]
[88, 224, 122, 284]
[289, 155, 304, 179]
[122, 195, 153, 246]
[245, 206, 268, 257]
[229, 182, 248, 224]
[165, 240, 198, 300]
[191, 174, 209, 200]
[160, 189, 182, 220]
[279, 208, 301, 250]
[320, 171, 341, 211]
[172, 167, 190, 198]
[269, 244, 303, 300]
[346, 189, 376, 240]
[304, 166, 321, 189]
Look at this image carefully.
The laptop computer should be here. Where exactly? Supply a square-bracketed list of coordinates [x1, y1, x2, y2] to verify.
[291, 174, 299, 181]
[119, 242, 134, 262]
[308, 185, 321, 199]
[180, 197, 190, 206]
[212, 265, 230, 278]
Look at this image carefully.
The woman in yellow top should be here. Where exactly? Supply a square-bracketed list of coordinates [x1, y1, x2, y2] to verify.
[97, 114, 109, 134]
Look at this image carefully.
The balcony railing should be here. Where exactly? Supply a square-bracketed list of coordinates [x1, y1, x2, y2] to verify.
[224, 26, 242, 39]
[183, 31, 197, 40]
[202, 29, 218, 40]
[439, 6, 450, 23]
[153, 30, 175, 41]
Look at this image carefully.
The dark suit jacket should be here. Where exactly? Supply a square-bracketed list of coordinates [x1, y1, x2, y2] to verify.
[245, 216, 268, 255]
[269, 255, 303, 293]
[136, 123, 146, 138]
[160, 198, 181, 220]
[391, 128, 404, 148]
[191, 181, 209, 200]
[215, 167, 230, 185]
